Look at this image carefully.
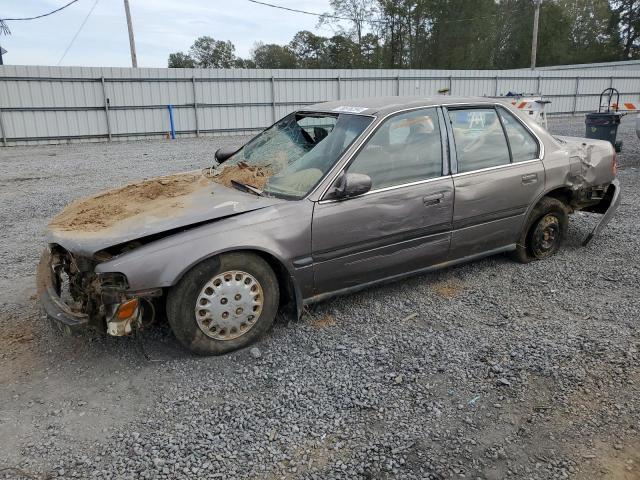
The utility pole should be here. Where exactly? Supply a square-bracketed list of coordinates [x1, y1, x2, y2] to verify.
[0, 21, 10, 66]
[530, 0, 542, 70]
[123, 0, 138, 67]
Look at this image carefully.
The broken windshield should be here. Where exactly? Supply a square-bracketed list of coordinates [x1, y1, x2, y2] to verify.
[213, 112, 373, 199]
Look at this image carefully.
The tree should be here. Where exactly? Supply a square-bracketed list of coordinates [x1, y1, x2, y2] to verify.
[552, 0, 616, 63]
[289, 31, 328, 68]
[488, 0, 572, 69]
[325, 35, 361, 67]
[611, 0, 640, 58]
[318, 0, 378, 45]
[234, 57, 256, 68]
[189, 36, 237, 68]
[168, 52, 195, 68]
[171, 0, 627, 71]
[252, 42, 298, 68]
[360, 33, 383, 67]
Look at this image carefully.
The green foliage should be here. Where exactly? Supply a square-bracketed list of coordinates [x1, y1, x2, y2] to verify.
[168, 1, 640, 69]
[611, 0, 640, 58]
[168, 52, 195, 68]
[252, 43, 298, 68]
[190, 36, 236, 68]
[289, 30, 327, 68]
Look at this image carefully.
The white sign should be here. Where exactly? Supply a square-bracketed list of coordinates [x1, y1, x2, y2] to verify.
[332, 106, 368, 114]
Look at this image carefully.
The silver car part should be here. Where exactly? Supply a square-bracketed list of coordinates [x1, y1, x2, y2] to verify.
[195, 270, 263, 341]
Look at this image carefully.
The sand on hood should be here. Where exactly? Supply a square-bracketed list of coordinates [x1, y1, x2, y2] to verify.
[49, 172, 208, 232]
[49, 164, 275, 233]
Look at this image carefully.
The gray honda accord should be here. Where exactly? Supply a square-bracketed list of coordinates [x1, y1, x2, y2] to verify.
[38, 96, 620, 355]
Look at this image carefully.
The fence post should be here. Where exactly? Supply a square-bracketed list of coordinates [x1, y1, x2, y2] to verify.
[0, 108, 6, 146]
[572, 77, 580, 115]
[101, 76, 112, 141]
[337, 76, 341, 100]
[270, 76, 277, 123]
[537, 75, 542, 95]
[396, 75, 401, 96]
[167, 105, 176, 139]
[494, 75, 499, 96]
[192, 77, 199, 137]
[448, 75, 452, 94]
[609, 76, 614, 89]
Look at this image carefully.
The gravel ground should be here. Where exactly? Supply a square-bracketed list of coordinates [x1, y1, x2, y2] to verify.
[0, 116, 638, 480]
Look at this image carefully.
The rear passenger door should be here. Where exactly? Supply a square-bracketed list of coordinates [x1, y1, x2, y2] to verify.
[446, 105, 545, 259]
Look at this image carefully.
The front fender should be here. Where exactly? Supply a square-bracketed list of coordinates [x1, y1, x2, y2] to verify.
[95, 201, 313, 295]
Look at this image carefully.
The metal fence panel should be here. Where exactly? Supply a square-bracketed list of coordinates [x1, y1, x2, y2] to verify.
[1, 63, 639, 145]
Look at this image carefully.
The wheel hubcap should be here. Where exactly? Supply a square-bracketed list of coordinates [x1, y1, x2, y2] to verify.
[532, 214, 560, 257]
[195, 270, 263, 340]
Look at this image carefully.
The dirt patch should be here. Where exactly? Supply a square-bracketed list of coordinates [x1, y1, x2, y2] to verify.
[311, 314, 336, 329]
[49, 172, 207, 232]
[579, 441, 640, 480]
[212, 162, 272, 190]
[431, 277, 463, 297]
[0, 319, 37, 384]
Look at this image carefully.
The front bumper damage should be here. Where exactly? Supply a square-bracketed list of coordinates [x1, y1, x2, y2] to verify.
[582, 178, 621, 246]
[37, 250, 89, 335]
[37, 247, 158, 336]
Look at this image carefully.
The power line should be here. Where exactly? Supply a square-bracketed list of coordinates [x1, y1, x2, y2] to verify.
[247, 0, 506, 26]
[247, 0, 386, 23]
[57, 0, 100, 65]
[1, 0, 81, 21]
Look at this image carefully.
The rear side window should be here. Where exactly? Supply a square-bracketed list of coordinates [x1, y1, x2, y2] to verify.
[348, 108, 443, 189]
[497, 108, 539, 161]
[449, 108, 510, 173]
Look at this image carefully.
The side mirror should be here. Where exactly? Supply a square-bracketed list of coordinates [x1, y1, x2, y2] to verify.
[214, 146, 239, 163]
[334, 172, 372, 199]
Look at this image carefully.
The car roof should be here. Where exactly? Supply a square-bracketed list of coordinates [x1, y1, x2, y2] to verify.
[304, 96, 505, 116]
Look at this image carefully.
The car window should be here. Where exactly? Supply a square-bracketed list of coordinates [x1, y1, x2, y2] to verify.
[449, 108, 510, 173]
[347, 108, 443, 190]
[297, 116, 336, 144]
[497, 108, 539, 161]
[225, 112, 372, 199]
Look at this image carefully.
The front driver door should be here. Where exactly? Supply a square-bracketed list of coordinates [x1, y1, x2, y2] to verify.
[311, 107, 454, 296]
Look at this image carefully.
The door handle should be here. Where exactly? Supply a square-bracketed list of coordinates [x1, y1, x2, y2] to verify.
[521, 173, 538, 185]
[423, 193, 444, 206]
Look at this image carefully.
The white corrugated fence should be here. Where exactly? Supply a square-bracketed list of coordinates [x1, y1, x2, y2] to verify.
[1, 64, 639, 146]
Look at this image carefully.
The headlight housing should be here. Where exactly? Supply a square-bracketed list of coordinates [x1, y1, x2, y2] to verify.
[96, 272, 129, 291]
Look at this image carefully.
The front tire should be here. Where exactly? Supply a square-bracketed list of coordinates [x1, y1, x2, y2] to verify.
[511, 197, 568, 263]
[167, 252, 279, 355]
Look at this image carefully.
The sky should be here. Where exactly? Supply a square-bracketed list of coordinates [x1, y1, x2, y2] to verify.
[0, 0, 336, 67]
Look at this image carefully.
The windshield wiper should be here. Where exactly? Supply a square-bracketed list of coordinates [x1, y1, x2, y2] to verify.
[230, 180, 263, 196]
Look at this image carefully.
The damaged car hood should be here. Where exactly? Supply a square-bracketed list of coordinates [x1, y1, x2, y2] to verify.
[46, 170, 284, 256]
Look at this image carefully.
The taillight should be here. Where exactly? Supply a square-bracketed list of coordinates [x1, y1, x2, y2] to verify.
[612, 151, 618, 176]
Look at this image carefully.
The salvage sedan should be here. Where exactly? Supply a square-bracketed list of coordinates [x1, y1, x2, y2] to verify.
[38, 96, 621, 355]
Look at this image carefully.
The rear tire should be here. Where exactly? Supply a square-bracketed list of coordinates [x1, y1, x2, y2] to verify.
[510, 197, 568, 263]
[167, 252, 279, 355]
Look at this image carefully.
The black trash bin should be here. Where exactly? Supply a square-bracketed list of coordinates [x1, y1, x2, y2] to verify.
[585, 112, 622, 147]
[585, 88, 624, 152]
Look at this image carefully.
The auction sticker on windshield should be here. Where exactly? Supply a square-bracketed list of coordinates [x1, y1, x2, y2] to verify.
[332, 106, 369, 113]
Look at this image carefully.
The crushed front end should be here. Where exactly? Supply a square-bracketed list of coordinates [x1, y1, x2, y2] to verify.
[37, 245, 158, 336]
